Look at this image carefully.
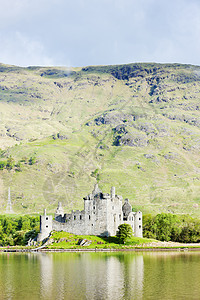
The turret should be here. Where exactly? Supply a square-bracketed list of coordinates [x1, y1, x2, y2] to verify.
[37, 209, 53, 242]
[134, 211, 143, 237]
[122, 198, 132, 221]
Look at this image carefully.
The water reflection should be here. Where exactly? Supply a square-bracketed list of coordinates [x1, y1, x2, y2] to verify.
[0, 251, 200, 299]
[39, 253, 53, 299]
[38, 252, 144, 300]
[83, 254, 144, 300]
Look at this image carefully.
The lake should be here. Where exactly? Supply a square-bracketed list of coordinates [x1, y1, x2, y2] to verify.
[0, 251, 199, 299]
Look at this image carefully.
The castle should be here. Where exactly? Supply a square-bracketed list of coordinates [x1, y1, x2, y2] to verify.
[37, 184, 143, 241]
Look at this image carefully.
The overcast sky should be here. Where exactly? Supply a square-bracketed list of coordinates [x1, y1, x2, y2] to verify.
[1, 0, 200, 67]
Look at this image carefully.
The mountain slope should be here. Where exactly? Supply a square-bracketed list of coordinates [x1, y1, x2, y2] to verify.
[0, 62, 199, 216]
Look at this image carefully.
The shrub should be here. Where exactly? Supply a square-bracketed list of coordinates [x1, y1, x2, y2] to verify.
[116, 224, 133, 243]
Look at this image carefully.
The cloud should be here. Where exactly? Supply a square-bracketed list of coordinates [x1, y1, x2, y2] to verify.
[0, 32, 55, 66]
[0, 0, 200, 66]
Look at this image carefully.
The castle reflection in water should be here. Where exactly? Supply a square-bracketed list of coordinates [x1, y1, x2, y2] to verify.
[1, 252, 200, 300]
[39, 252, 144, 300]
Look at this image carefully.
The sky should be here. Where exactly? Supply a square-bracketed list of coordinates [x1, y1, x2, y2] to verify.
[1, 0, 200, 67]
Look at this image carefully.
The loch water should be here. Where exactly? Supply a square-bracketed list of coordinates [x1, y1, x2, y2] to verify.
[0, 251, 199, 300]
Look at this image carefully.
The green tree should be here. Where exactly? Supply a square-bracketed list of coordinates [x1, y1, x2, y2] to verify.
[24, 229, 38, 245]
[13, 231, 26, 245]
[21, 217, 32, 231]
[116, 224, 133, 243]
[143, 214, 157, 239]
[143, 213, 200, 243]
[3, 235, 14, 246]
[154, 213, 180, 241]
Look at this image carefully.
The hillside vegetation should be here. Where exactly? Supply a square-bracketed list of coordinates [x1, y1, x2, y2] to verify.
[0, 62, 199, 216]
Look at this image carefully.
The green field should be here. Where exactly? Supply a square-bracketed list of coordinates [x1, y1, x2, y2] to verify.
[46, 231, 156, 250]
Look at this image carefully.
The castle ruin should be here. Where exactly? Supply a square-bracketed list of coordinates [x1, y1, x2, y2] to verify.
[38, 184, 143, 241]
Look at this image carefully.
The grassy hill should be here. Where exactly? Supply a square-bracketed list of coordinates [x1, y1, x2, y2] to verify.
[0, 62, 199, 216]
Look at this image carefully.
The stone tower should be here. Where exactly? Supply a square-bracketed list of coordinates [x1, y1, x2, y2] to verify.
[134, 211, 143, 237]
[37, 209, 53, 241]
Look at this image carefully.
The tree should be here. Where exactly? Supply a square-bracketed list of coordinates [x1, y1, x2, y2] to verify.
[143, 214, 157, 239]
[21, 217, 32, 231]
[13, 231, 26, 245]
[154, 213, 180, 242]
[116, 224, 133, 243]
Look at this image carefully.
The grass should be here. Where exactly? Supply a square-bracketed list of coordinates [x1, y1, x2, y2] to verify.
[42, 231, 200, 251]
[0, 62, 199, 216]
[46, 231, 156, 250]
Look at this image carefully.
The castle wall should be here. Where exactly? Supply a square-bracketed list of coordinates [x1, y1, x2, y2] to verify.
[84, 196, 109, 236]
[56, 210, 86, 235]
[123, 212, 135, 233]
[52, 197, 110, 236]
[52, 193, 124, 237]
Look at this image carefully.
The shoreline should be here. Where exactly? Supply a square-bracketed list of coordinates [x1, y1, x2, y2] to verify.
[1, 241, 200, 253]
[39, 247, 200, 252]
[1, 246, 200, 253]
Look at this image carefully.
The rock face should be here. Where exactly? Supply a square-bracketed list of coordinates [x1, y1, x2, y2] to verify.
[114, 132, 148, 147]
[52, 133, 68, 140]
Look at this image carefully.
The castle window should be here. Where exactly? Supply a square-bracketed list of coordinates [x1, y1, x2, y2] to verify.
[74, 216, 76, 220]
[119, 214, 121, 220]
[46, 217, 48, 220]
[129, 217, 131, 221]
[139, 218, 141, 221]
[139, 225, 141, 228]
[80, 215, 82, 220]
[132, 217, 134, 221]
[93, 206, 95, 210]
[89, 215, 90, 220]
[46, 225, 48, 228]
